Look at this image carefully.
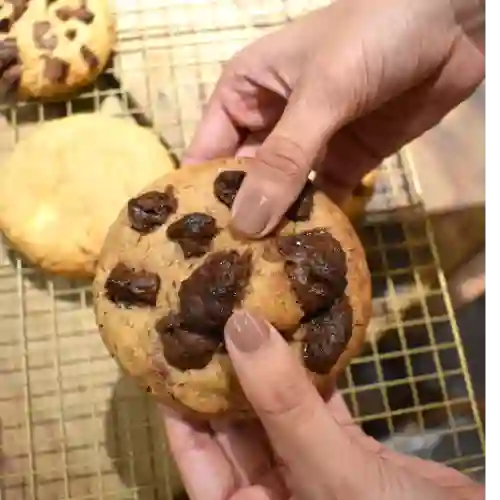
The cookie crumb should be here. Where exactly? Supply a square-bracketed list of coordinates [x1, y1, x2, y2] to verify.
[302, 299, 353, 374]
[213, 170, 246, 208]
[166, 213, 219, 258]
[127, 187, 178, 234]
[105, 263, 160, 307]
[277, 229, 347, 314]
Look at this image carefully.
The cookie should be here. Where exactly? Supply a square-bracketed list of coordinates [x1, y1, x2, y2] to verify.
[92, 158, 372, 420]
[341, 169, 378, 220]
[0, 0, 115, 99]
[0, 114, 176, 277]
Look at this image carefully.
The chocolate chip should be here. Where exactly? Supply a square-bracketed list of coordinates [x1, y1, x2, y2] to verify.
[213, 170, 246, 208]
[80, 44, 99, 69]
[302, 300, 353, 374]
[156, 314, 220, 371]
[166, 213, 219, 258]
[55, 6, 95, 24]
[0, 18, 10, 33]
[286, 181, 315, 222]
[277, 229, 347, 315]
[105, 263, 160, 307]
[5, 0, 30, 23]
[65, 29, 77, 41]
[177, 250, 253, 342]
[33, 21, 57, 51]
[43, 56, 69, 83]
[127, 187, 178, 234]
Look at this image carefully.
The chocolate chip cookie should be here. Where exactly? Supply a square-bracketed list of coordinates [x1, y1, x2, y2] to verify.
[0, 114, 176, 277]
[93, 158, 372, 420]
[0, 0, 115, 99]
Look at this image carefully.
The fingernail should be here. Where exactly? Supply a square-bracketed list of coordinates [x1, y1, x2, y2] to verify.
[230, 178, 273, 237]
[225, 310, 270, 353]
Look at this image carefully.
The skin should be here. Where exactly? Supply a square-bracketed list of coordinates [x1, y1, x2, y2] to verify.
[164, 0, 486, 498]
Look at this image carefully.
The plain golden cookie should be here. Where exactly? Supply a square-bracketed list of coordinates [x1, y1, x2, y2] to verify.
[0, 114, 176, 277]
[93, 158, 372, 421]
[0, 0, 115, 99]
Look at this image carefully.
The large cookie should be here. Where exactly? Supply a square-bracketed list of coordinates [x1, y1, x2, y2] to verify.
[93, 158, 372, 420]
[0, 114, 176, 277]
[0, 0, 115, 99]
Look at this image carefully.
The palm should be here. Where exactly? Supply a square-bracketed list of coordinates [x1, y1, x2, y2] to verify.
[196, 51, 480, 204]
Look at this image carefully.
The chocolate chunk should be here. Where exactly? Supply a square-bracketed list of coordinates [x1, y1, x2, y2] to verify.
[43, 56, 69, 83]
[177, 250, 253, 341]
[5, 0, 30, 23]
[80, 44, 99, 69]
[0, 63, 21, 95]
[213, 170, 246, 208]
[33, 21, 57, 50]
[55, 6, 95, 24]
[127, 187, 178, 234]
[156, 314, 219, 371]
[0, 18, 10, 33]
[277, 229, 347, 315]
[0, 38, 21, 96]
[0, 38, 19, 74]
[166, 213, 219, 258]
[105, 263, 160, 307]
[65, 29, 77, 41]
[286, 181, 315, 222]
[303, 300, 353, 374]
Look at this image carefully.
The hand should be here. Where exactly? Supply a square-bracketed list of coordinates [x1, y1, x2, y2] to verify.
[184, 0, 485, 237]
[163, 310, 485, 500]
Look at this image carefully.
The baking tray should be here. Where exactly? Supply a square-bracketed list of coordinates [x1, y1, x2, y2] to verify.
[0, 1, 485, 498]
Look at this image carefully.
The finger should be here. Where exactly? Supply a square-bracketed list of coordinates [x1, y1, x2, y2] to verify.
[316, 34, 484, 203]
[230, 81, 343, 238]
[224, 310, 379, 498]
[230, 481, 287, 500]
[163, 409, 237, 500]
[211, 419, 276, 487]
[183, 85, 242, 165]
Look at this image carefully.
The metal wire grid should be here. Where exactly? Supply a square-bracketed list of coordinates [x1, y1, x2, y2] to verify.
[0, 0, 484, 498]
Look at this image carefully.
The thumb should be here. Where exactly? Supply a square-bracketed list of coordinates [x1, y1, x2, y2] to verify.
[224, 309, 379, 498]
[230, 83, 341, 238]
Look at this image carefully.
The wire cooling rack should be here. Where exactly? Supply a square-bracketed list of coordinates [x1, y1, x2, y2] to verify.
[0, 0, 484, 499]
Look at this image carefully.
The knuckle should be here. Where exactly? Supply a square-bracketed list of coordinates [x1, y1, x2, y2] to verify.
[257, 137, 310, 182]
[256, 371, 317, 424]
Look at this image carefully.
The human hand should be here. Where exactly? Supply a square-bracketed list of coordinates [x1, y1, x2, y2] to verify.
[184, 0, 485, 237]
[163, 310, 485, 500]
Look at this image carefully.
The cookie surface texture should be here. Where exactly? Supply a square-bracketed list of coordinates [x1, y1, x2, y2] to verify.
[0, 114, 176, 277]
[93, 159, 372, 420]
[0, 0, 115, 99]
